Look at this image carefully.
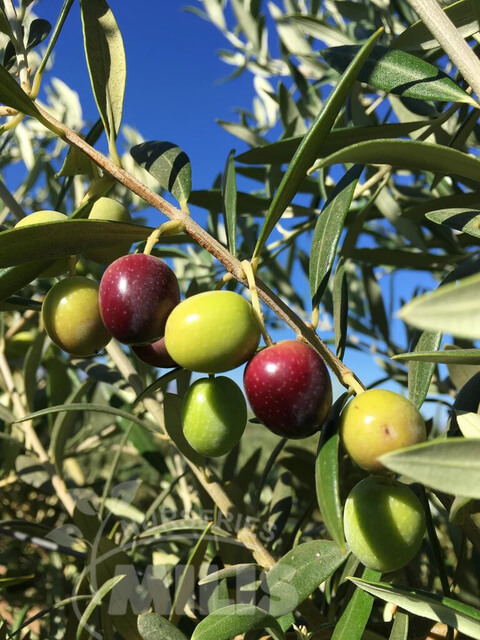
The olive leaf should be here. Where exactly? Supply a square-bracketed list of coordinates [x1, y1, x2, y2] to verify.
[130, 141, 192, 209]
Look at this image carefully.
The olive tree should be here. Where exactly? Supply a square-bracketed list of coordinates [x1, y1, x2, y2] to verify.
[0, 1, 480, 639]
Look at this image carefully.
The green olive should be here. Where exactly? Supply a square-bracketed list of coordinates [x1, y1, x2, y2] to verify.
[42, 276, 111, 356]
[15, 210, 69, 277]
[343, 476, 426, 573]
[85, 197, 133, 264]
[339, 389, 426, 473]
[164, 291, 260, 373]
[182, 376, 247, 457]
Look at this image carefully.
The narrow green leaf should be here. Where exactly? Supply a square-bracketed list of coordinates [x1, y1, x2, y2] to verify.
[0, 220, 153, 267]
[312, 139, 480, 184]
[362, 266, 389, 343]
[133, 368, 185, 407]
[49, 379, 94, 476]
[399, 272, 480, 340]
[80, 0, 126, 154]
[0, 574, 35, 587]
[27, 19, 51, 52]
[406, 191, 480, 220]
[380, 438, 480, 498]
[406, 330, 442, 409]
[457, 413, 480, 438]
[351, 578, 480, 639]
[395, 348, 480, 364]
[236, 120, 431, 165]
[393, 0, 480, 51]
[309, 165, 362, 308]
[0, 296, 42, 311]
[170, 522, 213, 624]
[0, 262, 55, 302]
[222, 149, 237, 257]
[189, 189, 314, 216]
[14, 403, 155, 434]
[76, 574, 126, 640]
[137, 519, 232, 541]
[315, 395, 348, 552]
[23, 333, 45, 412]
[264, 540, 346, 617]
[344, 248, 459, 270]
[138, 613, 187, 640]
[251, 27, 384, 260]
[332, 568, 381, 640]
[130, 141, 191, 208]
[426, 208, 480, 239]
[331, 260, 349, 361]
[389, 612, 409, 640]
[0, 64, 42, 118]
[231, 0, 260, 51]
[198, 563, 259, 586]
[321, 45, 475, 105]
[191, 604, 285, 640]
[444, 344, 480, 389]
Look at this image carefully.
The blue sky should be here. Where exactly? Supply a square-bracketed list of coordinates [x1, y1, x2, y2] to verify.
[37, 1, 254, 193]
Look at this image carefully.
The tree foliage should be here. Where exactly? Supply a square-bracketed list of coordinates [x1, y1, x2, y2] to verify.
[0, 1, 479, 639]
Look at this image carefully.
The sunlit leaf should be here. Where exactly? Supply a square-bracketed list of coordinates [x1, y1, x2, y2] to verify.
[312, 139, 480, 184]
[80, 0, 126, 155]
[264, 540, 346, 617]
[316, 395, 348, 552]
[351, 578, 480, 639]
[0, 220, 153, 267]
[222, 149, 238, 256]
[321, 45, 475, 105]
[380, 438, 480, 498]
[395, 348, 480, 364]
[251, 27, 383, 260]
[236, 120, 431, 165]
[191, 604, 285, 640]
[130, 141, 192, 208]
[309, 165, 362, 308]
[399, 272, 480, 340]
[332, 568, 381, 640]
[138, 613, 187, 640]
[426, 208, 480, 239]
[406, 330, 442, 409]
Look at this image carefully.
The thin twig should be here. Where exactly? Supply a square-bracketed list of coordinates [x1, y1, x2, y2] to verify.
[2, 0, 30, 93]
[0, 176, 26, 220]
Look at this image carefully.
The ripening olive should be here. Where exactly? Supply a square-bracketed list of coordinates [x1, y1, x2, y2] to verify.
[85, 197, 133, 264]
[42, 276, 111, 356]
[164, 291, 260, 373]
[343, 476, 426, 573]
[339, 389, 426, 473]
[182, 376, 247, 457]
[15, 210, 69, 277]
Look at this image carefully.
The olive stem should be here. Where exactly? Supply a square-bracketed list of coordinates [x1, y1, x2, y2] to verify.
[241, 259, 273, 347]
[34, 104, 365, 394]
[143, 220, 186, 256]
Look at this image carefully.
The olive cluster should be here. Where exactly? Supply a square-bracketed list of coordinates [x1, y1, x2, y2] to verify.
[27, 201, 427, 574]
[31, 201, 333, 460]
